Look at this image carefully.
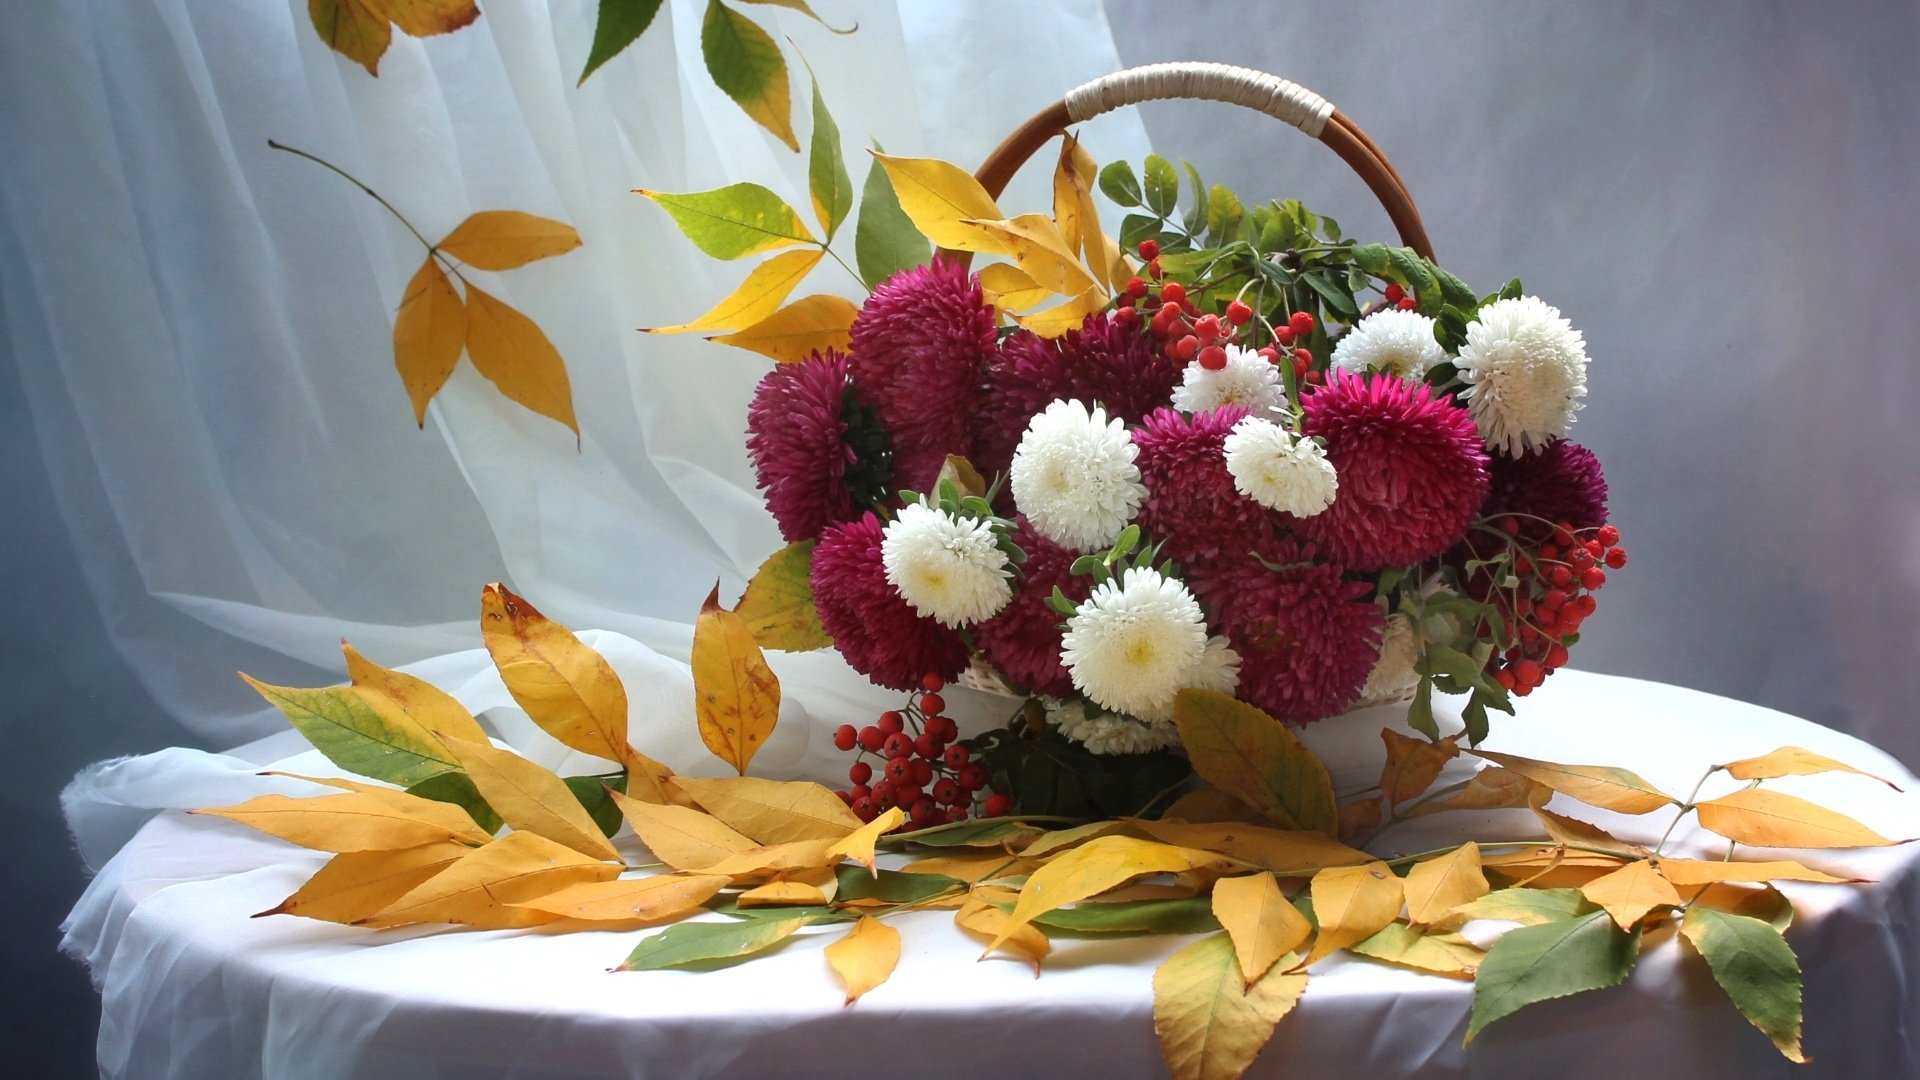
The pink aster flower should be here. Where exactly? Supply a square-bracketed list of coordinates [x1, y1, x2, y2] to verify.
[745, 350, 891, 542]
[1298, 372, 1489, 570]
[1482, 438, 1609, 543]
[975, 312, 1181, 480]
[972, 518, 1089, 697]
[1131, 405, 1277, 563]
[1189, 538, 1384, 724]
[810, 513, 971, 692]
[849, 258, 997, 493]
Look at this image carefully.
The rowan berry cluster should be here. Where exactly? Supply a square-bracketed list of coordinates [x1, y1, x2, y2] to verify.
[1475, 518, 1629, 695]
[829, 673, 1010, 827]
[1110, 239, 1326, 384]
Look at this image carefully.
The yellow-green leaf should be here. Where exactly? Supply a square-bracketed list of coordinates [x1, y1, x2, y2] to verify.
[871, 153, 1005, 252]
[1153, 933, 1306, 1080]
[1380, 730, 1458, 808]
[1681, 907, 1807, 1062]
[392, 256, 465, 427]
[1173, 689, 1338, 835]
[341, 641, 489, 747]
[824, 915, 900, 1004]
[994, 836, 1231, 952]
[802, 60, 852, 238]
[639, 183, 813, 260]
[1304, 860, 1404, 966]
[707, 293, 857, 362]
[439, 736, 620, 861]
[977, 262, 1051, 313]
[1403, 842, 1488, 926]
[480, 583, 630, 766]
[511, 872, 728, 924]
[853, 148, 929, 288]
[1468, 749, 1676, 815]
[1695, 788, 1897, 848]
[644, 248, 823, 335]
[193, 789, 489, 852]
[361, 830, 618, 929]
[734, 541, 830, 651]
[464, 284, 577, 435]
[1351, 922, 1483, 978]
[438, 211, 582, 271]
[239, 672, 454, 788]
[578, 0, 665, 84]
[618, 914, 814, 970]
[308, 0, 392, 76]
[692, 584, 780, 774]
[1722, 746, 1902, 790]
[608, 788, 755, 870]
[1212, 873, 1309, 985]
[700, 0, 798, 151]
[670, 775, 861, 843]
[1580, 858, 1681, 929]
[1451, 886, 1594, 926]
[255, 842, 470, 923]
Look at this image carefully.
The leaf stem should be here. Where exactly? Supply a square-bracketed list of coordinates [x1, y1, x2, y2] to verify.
[878, 814, 1081, 849]
[267, 139, 466, 284]
[1653, 766, 1718, 856]
[820, 242, 864, 287]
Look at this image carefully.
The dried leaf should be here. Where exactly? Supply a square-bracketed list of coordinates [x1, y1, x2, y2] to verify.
[700, 0, 798, 151]
[1403, 842, 1489, 926]
[622, 748, 681, 807]
[1468, 750, 1676, 815]
[1688, 882, 1794, 931]
[994, 836, 1232, 952]
[609, 788, 755, 870]
[1173, 689, 1338, 835]
[1338, 796, 1383, 839]
[1303, 861, 1404, 965]
[824, 915, 901, 1004]
[439, 736, 620, 861]
[480, 584, 630, 766]
[1016, 820, 1129, 860]
[380, 0, 481, 37]
[438, 211, 581, 271]
[1212, 874, 1310, 985]
[1053, 133, 1106, 288]
[1351, 922, 1483, 978]
[511, 873, 728, 924]
[1695, 788, 1897, 848]
[1153, 933, 1306, 1080]
[255, 842, 470, 923]
[870, 153, 1005, 252]
[1681, 908, 1807, 1062]
[361, 831, 619, 928]
[692, 584, 780, 774]
[239, 673, 455, 788]
[1580, 859, 1681, 929]
[1656, 858, 1857, 886]
[391, 257, 466, 426]
[900, 853, 1031, 884]
[1380, 730, 1459, 807]
[638, 183, 813, 260]
[193, 790, 489, 852]
[644, 249, 823, 336]
[619, 914, 813, 970]
[737, 870, 832, 907]
[956, 893, 1048, 973]
[1030, 897, 1221, 935]
[707, 293, 857, 362]
[464, 285, 577, 434]
[1722, 746, 1902, 790]
[1466, 909, 1638, 1044]
[825, 807, 905, 874]
[1410, 766, 1543, 817]
[1527, 792, 1647, 856]
[1129, 820, 1371, 874]
[669, 775, 861, 843]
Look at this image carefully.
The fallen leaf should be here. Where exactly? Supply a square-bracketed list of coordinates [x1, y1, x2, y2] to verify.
[1129, 820, 1371, 874]
[670, 775, 861, 843]
[1466, 909, 1638, 1044]
[1162, 789, 1263, 825]
[737, 876, 829, 907]
[1380, 730, 1459, 807]
[609, 788, 755, 870]
[480, 584, 630, 766]
[239, 673, 454, 788]
[1212, 873, 1310, 984]
[644, 248, 823, 335]
[825, 807, 905, 874]
[956, 893, 1048, 973]
[1450, 886, 1594, 926]
[1687, 882, 1794, 931]
[622, 747, 682, 807]
[193, 790, 490, 852]
[1173, 689, 1338, 835]
[1028, 897, 1221, 935]
[1338, 796, 1383, 839]
[438, 211, 582, 271]
[1468, 750, 1675, 815]
[1303, 861, 1404, 965]
[1410, 766, 1543, 817]
[361, 831, 619, 929]
[1694, 788, 1896, 848]
[618, 914, 813, 970]
[899, 853, 1030, 884]
[707, 293, 858, 362]
[994, 836, 1232, 951]
[1527, 793, 1647, 856]
[1153, 933, 1306, 1080]
[1015, 820, 1129, 860]
[870, 153, 1005, 252]
[391, 257, 466, 425]
[1721, 746, 1902, 791]
[692, 584, 780, 774]
[439, 736, 619, 861]
[1580, 859, 1681, 929]
[1403, 843, 1489, 926]
[1351, 922, 1483, 979]
[341, 642, 488, 746]
[1656, 858, 1857, 886]
[511, 873, 728, 924]
[255, 842, 470, 923]
[1680, 908, 1807, 1062]
[824, 915, 901, 1004]
[697, 837, 837, 878]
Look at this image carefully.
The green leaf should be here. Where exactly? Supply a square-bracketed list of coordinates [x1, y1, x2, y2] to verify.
[1680, 908, 1806, 1061]
[617, 915, 814, 970]
[700, 0, 798, 151]
[1204, 186, 1244, 243]
[404, 770, 502, 834]
[833, 866, 961, 904]
[1098, 160, 1142, 207]
[853, 149, 928, 288]
[1119, 213, 1161, 250]
[564, 774, 626, 838]
[578, 0, 665, 84]
[735, 541, 831, 651]
[802, 64, 851, 239]
[1386, 246, 1434, 292]
[641, 183, 813, 260]
[1031, 897, 1221, 935]
[1496, 277, 1525, 301]
[1429, 262, 1477, 310]
[243, 678, 455, 788]
[1467, 910, 1639, 1043]
[1426, 644, 1498, 695]
[1300, 271, 1358, 318]
[1142, 155, 1178, 218]
[1350, 243, 1392, 275]
[707, 898, 857, 921]
[1462, 694, 1491, 746]
[1180, 161, 1207, 233]
[1172, 689, 1338, 835]
[1321, 215, 1342, 242]
[1406, 677, 1437, 741]
[1452, 887, 1594, 926]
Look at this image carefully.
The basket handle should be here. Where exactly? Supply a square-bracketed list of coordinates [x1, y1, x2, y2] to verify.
[964, 61, 1433, 261]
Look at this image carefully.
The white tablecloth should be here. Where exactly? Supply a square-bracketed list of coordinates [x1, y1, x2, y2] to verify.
[62, 670, 1920, 1079]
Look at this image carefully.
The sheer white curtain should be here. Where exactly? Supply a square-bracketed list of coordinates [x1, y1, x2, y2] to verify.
[1, 1, 1150, 771]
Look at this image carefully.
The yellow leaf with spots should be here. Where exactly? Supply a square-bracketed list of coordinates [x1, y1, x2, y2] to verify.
[645, 249, 823, 335]
[1722, 746, 1902, 790]
[1581, 858, 1681, 929]
[738, 873, 832, 907]
[871, 153, 1005, 252]
[255, 842, 470, 923]
[708, 293, 858, 363]
[391, 257, 465, 426]
[464, 284, 577, 435]
[994, 836, 1234, 952]
[192, 790, 489, 852]
[480, 584, 630, 766]
[956, 893, 1048, 974]
[511, 873, 728, 925]
[1304, 861, 1403, 966]
[1211, 873, 1310, 985]
[1468, 750, 1675, 815]
[734, 541, 831, 652]
[439, 736, 619, 861]
[622, 747, 684, 807]
[692, 584, 780, 775]
[671, 775, 861, 843]
[826, 807, 905, 875]
[361, 830, 618, 929]
[1403, 842, 1488, 926]
[1153, 933, 1306, 1080]
[438, 211, 581, 271]
[1695, 788, 1898, 848]
[825, 915, 900, 1005]
[609, 788, 755, 871]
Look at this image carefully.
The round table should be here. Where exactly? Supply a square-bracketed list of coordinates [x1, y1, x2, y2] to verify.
[63, 671, 1920, 1079]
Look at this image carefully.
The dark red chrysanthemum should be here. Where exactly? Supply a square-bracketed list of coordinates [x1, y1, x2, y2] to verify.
[848, 258, 996, 493]
[809, 512, 970, 691]
[745, 351, 893, 542]
[1481, 438, 1609, 543]
[1298, 372, 1490, 570]
[974, 312, 1182, 480]
[1189, 538, 1384, 725]
[1131, 405, 1276, 563]
[971, 518, 1089, 697]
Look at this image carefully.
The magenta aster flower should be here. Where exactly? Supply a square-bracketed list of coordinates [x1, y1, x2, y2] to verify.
[810, 512, 970, 691]
[972, 518, 1089, 697]
[1189, 538, 1384, 724]
[1131, 405, 1277, 563]
[1482, 438, 1609, 542]
[1298, 372, 1489, 570]
[849, 258, 997, 493]
[745, 351, 892, 542]
[975, 312, 1181, 480]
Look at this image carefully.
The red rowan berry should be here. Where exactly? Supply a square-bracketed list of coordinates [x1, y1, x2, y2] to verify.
[1161, 282, 1186, 305]
[1275, 326, 1297, 347]
[958, 763, 989, 791]
[849, 761, 873, 785]
[910, 758, 934, 787]
[919, 692, 945, 715]
[983, 793, 1013, 817]
[884, 757, 912, 784]
[1597, 525, 1620, 547]
[1198, 344, 1228, 370]
[883, 732, 913, 758]
[857, 726, 885, 752]
[1605, 547, 1628, 569]
[1397, 296, 1418, 310]
[942, 744, 971, 770]
[1384, 283, 1406, 304]
[832, 724, 857, 751]
[878, 710, 904, 735]
[1138, 239, 1160, 260]
[933, 778, 962, 806]
[1226, 299, 1253, 325]
[1581, 567, 1607, 591]
[1288, 311, 1315, 336]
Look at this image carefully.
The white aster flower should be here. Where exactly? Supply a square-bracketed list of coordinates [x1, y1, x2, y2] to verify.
[881, 502, 1012, 628]
[1330, 308, 1447, 382]
[1222, 416, 1338, 517]
[1128, 634, 1245, 722]
[1047, 698, 1179, 756]
[1009, 399, 1147, 553]
[1170, 344, 1286, 415]
[1060, 566, 1209, 719]
[1453, 296, 1589, 456]
[1359, 613, 1421, 705]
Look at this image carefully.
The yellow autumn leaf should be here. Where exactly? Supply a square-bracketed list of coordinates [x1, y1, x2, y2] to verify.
[1580, 858, 1681, 929]
[1480, 846, 1628, 871]
[464, 283, 577, 435]
[1694, 788, 1897, 848]
[1350, 923, 1483, 979]
[392, 257, 466, 427]
[1527, 791, 1646, 856]
[622, 747, 682, 807]
[698, 837, 837, 878]
[1303, 860, 1404, 966]
[608, 788, 755, 871]
[994, 836, 1234, 952]
[825, 915, 901, 1005]
[1410, 766, 1544, 817]
[870, 153, 1006, 252]
[1017, 287, 1107, 339]
[1402, 842, 1489, 926]
[670, 775, 861, 843]
[361, 830, 619, 929]
[1016, 820, 1129, 860]
[308, 0, 391, 76]
[902, 853, 1035, 885]
[193, 790, 490, 852]
[963, 214, 1098, 297]
[510, 873, 728, 924]
[692, 584, 780, 775]
[1162, 789, 1262, 826]
[1655, 858, 1858, 886]
[1212, 873, 1310, 985]
[826, 807, 905, 875]
[1130, 819, 1373, 874]
[1380, 731, 1458, 808]
[1153, 933, 1306, 1080]
[480, 583, 631, 766]
[644, 248, 824, 335]
[977, 262, 1052, 313]
[437, 210, 582, 271]
[439, 735, 619, 861]
[341, 641, 488, 747]
[1468, 749, 1676, 815]
[379, 0, 480, 38]
[707, 293, 858, 363]
[738, 871, 832, 907]
[733, 540, 831, 652]
[1052, 134, 1100, 283]
[255, 841, 470, 923]
[1721, 746, 1903, 790]
[956, 893, 1049, 974]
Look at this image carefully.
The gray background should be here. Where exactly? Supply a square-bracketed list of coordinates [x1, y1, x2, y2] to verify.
[5, 1, 1917, 1074]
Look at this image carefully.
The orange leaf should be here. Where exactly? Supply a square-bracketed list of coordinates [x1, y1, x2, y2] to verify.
[438, 210, 581, 271]
[1656, 858, 1859, 886]
[511, 873, 728, 924]
[1162, 789, 1263, 825]
[738, 870, 834, 907]
[1468, 749, 1675, 815]
[308, 0, 391, 76]
[824, 915, 901, 1005]
[439, 735, 620, 861]
[621, 747, 682, 807]
[707, 293, 857, 363]
[1580, 859, 1681, 929]
[1695, 788, 1898, 848]
[698, 838, 837, 878]
[341, 641, 488, 746]
[609, 788, 755, 871]
[378, 0, 480, 38]
[692, 584, 780, 775]
[1338, 796, 1383, 839]
[480, 584, 629, 766]
[1410, 766, 1543, 817]
[464, 284, 577, 434]
[255, 842, 470, 923]
[825, 807, 905, 875]
[361, 830, 618, 929]
[192, 790, 490, 852]
[1303, 861, 1403, 966]
[1212, 873, 1310, 984]
[1380, 730, 1458, 807]
[1721, 746, 1903, 790]
[392, 257, 466, 426]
